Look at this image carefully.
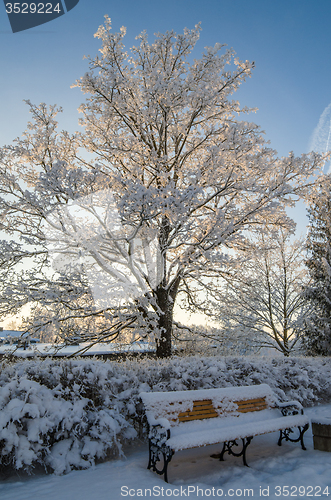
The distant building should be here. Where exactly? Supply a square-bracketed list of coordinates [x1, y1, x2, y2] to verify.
[0, 327, 39, 346]
[0, 327, 22, 343]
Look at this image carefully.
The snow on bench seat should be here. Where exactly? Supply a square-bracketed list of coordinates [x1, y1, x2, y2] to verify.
[167, 411, 309, 451]
[140, 384, 309, 482]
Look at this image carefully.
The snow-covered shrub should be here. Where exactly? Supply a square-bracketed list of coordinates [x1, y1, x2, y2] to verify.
[0, 360, 136, 475]
[0, 355, 330, 475]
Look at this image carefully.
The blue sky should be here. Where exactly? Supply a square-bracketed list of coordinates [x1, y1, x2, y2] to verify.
[1, 0, 331, 233]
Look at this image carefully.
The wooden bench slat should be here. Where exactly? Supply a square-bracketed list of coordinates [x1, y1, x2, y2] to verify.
[178, 408, 218, 417]
[178, 413, 219, 422]
[237, 402, 268, 408]
[193, 401, 213, 405]
[192, 398, 266, 407]
[237, 402, 267, 407]
[236, 398, 267, 412]
[238, 405, 268, 411]
[192, 400, 213, 406]
[235, 397, 266, 404]
[238, 406, 268, 413]
[237, 400, 267, 406]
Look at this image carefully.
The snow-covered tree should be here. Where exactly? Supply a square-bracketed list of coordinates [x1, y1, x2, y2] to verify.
[303, 175, 331, 355]
[0, 19, 324, 357]
[211, 229, 310, 356]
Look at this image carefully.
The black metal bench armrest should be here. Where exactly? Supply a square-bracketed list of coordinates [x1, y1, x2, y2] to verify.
[275, 400, 304, 416]
[148, 423, 171, 444]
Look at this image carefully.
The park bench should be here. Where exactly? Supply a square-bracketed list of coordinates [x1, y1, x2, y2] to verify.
[140, 384, 309, 482]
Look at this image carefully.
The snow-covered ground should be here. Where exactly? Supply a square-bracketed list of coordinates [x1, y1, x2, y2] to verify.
[0, 405, 330, 500]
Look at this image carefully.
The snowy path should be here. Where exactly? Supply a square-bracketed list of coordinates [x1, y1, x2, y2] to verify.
[0, 406, 330, 500]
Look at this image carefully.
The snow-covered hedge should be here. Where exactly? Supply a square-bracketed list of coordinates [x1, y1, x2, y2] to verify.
[0, 362, 136, 475]
[0, 355, 330, 475]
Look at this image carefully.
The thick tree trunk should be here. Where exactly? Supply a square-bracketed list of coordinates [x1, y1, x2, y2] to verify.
[155, 214, 182, 358]
[155, 287, 174, 358]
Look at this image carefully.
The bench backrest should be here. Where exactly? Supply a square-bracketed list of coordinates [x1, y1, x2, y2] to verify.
[140, 384, 275, 425]
[176, 396, 269, 423]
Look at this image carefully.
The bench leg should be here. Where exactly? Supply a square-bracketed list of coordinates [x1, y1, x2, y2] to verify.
[219, 442, 227, 462]
[278, 424, 309, 450]
[148, 439, 174, 483]
[214, 437, 253, 467]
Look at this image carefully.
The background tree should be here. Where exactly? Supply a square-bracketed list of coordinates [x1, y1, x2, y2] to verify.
[210, 229, 310, 356]
[0, 19, 324, 357]
[303, 175, 331, 355]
